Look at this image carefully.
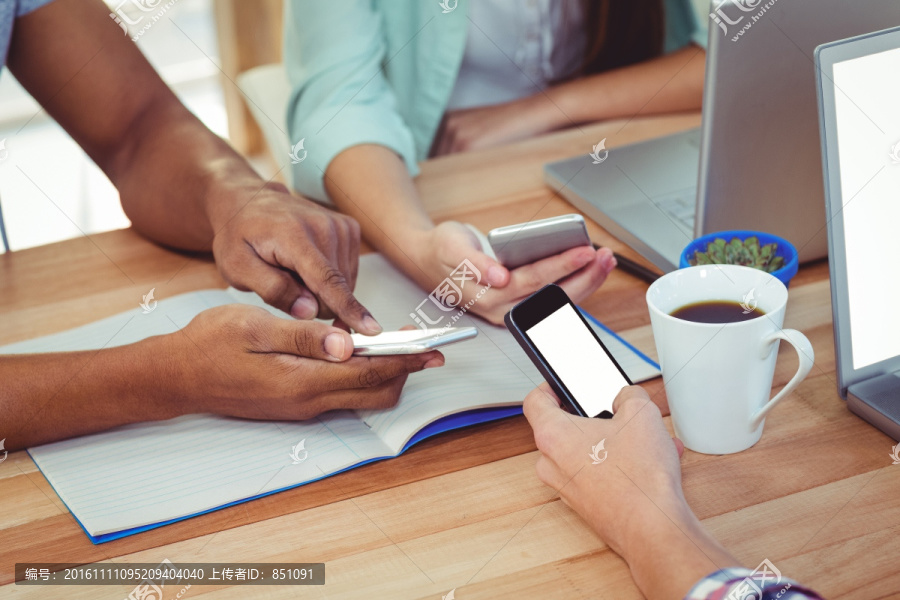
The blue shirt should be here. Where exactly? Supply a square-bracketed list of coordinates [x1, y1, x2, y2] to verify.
[1, 0, 55, 67]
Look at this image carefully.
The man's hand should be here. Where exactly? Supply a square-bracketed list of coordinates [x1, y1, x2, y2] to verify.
[523, 384, 685, 555]
[169, 305, 443, 420]
[413, 221, 616, 326]
[0, 305, 442, 450]
[211, 188, 382, 335]
[523, 385, 745, 600]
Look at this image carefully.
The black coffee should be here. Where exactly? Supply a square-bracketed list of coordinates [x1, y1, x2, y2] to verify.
[670, 300, 764, 324]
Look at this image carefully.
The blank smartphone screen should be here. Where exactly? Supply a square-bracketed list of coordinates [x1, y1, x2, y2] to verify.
[526, 305, 629, 417]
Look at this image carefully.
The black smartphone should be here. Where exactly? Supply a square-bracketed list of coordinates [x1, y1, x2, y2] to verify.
[505, 284, 632, 418]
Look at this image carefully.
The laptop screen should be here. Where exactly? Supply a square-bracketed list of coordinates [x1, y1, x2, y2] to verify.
[831, 47, 900, 369]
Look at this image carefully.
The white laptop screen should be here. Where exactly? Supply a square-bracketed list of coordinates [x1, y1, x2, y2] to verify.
[832, 47, 900, 369]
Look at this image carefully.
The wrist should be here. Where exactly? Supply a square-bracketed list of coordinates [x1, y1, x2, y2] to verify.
[205, 174, 290, 234]
[383, 226, 439, 289]
[602, 482, 692, 558]
[613, 488, 739, 600]
[544, 80, 609, 126]
[136, 333, 193, 418]
[519, 92, 571, 134]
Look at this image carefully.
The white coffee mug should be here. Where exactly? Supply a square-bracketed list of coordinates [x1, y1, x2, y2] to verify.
[646, 265, 814, 454]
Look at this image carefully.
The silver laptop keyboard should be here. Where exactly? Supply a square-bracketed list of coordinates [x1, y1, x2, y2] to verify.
[654, 193, 696, 230]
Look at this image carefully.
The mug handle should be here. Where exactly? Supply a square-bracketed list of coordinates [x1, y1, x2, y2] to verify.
[749, 329, 815, 430]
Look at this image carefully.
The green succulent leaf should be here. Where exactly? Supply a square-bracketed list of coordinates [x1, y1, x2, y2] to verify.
[690, 236, 782, 273]
[768, 255, 785, 272]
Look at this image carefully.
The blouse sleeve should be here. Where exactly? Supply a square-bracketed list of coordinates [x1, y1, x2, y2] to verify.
[283, 0, 419, 202]
[664, 0, 710, 51]
[688, 0, 710, 49]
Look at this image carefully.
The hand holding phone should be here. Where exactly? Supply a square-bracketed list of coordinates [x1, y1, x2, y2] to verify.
[505, 284, 631, 418]
[411, 220, 613, 328]
[351, 327, 477, 356]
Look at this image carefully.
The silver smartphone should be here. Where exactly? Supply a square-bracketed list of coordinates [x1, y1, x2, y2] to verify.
[488, 214, 592, 270]
[351, 327, 478, 356]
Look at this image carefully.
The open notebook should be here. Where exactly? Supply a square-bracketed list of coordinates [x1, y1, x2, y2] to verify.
[2, 254, 659, 543]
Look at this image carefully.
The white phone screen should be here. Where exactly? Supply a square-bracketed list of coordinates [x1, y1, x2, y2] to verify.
[526, 305, 629, 417]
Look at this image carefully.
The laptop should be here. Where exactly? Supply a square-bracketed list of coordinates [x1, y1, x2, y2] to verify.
[544, 0, 900, 273]
[816, 25, 900, 441]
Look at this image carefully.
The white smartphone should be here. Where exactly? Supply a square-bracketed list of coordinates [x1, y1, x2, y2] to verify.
[488, 214, 592, 270]
[350, 327, 478, 356]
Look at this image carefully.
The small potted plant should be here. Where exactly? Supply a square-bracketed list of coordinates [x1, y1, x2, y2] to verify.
[679, 229, 799, 287]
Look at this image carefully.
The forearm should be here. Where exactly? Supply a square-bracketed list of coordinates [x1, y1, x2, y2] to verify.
[538, 46, 706, 128]
[324, 145, 434, 286]
[8, 0, 280, 254]
[617, 494, 738, 600]
[0, 335, 185, 450]
[106, 97, 285, 252]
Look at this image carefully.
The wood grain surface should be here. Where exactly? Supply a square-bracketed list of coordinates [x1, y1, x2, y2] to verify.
[2, 115, 898, 600]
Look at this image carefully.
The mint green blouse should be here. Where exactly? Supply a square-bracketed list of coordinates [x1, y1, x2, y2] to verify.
[285, 0, 709, 201]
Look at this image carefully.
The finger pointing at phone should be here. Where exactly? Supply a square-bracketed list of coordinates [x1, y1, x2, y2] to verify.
[211, 191, 383, 335]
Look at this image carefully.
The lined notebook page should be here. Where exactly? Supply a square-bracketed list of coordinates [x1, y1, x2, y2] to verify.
[342, 256, 542, 452]
[0, 290, 235, 353]
[7, 253, 658, 540]
[29, 412, 387, 536]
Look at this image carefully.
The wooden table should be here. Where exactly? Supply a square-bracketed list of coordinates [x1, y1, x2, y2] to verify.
[2, 114, 898, 599]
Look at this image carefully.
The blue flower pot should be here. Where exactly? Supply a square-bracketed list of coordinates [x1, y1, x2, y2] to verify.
[679, 230, 799, 287]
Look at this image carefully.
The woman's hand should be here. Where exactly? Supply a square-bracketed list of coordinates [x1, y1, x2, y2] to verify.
[410, 221, 616, 326]
[431, 95, 565, 156]
[167, 304, 444, 420]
